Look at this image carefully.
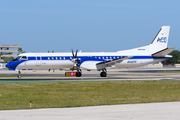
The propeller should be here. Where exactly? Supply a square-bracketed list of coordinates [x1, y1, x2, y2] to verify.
[70, 49, 81, 71]
[71, 49, 81, 62]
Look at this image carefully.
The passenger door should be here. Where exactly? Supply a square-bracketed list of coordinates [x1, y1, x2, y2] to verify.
[36, 54, 41, 66]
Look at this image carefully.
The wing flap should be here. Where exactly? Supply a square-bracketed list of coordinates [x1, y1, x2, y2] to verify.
[96, 56, 132, 70]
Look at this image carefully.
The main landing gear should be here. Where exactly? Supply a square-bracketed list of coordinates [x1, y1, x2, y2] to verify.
[100, 69, 107, 77]
[76, 69, 82, 77]
[76, 72, 82, 77]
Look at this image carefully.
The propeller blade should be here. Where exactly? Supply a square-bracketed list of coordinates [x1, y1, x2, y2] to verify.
[76, 63, 79, 67]
[75, 49, 78, 58]
[70, 49, 80, 63]
[71, 49, 75, 58]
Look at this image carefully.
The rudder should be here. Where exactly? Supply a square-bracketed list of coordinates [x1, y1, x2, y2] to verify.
[150, 26, 170, 52]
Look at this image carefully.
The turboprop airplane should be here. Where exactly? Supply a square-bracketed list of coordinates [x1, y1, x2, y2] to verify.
[6, 26, 175, 78]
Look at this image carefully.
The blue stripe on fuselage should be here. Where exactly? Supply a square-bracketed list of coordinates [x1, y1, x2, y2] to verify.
[6, 55, 170, 69]
[27, 56, 170, 60]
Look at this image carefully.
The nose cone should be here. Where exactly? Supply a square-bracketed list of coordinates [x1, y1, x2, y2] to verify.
[6, 61, 17, 70]
[6, 62, 11, 68]
[6, 61, 15, 69]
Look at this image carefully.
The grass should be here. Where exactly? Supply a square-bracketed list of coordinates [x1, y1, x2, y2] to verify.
[157, 71, 180, 73]
[0, 75, 18, 77]
[0, 81, 180, 110]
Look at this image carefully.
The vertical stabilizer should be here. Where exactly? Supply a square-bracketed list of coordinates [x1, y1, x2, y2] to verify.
[150, 26, 170, 52]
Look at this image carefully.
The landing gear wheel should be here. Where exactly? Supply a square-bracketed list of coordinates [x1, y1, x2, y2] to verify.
[100, 72, 107, 77]
[18, 75, 21, 78]
[76, 72, 82, 77]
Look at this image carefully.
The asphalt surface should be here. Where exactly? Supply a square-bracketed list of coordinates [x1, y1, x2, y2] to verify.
[0, 68, 180, 83]
[1, 102, 180, 120]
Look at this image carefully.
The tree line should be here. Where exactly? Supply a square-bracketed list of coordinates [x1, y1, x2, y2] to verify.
[162, 50, 180, 65]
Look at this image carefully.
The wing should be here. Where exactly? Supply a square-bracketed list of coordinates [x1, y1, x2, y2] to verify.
[96, 56, 132, 70]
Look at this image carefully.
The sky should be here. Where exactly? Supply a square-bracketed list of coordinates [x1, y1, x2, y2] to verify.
[0, 0, 180, 53]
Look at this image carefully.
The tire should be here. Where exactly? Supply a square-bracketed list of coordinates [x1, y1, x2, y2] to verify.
[18, 75, 21, 78]
[76, 72, 82, 77]
[100, 72, 107, 77]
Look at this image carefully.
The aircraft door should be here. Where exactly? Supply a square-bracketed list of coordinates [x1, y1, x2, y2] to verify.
[36, 54, 42, 66]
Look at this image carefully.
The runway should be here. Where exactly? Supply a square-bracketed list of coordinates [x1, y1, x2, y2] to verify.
[1, 102, 180, 120]
[0, 68, 180, 83]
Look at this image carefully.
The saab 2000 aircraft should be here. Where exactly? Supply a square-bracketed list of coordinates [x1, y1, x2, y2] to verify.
[6, 26, 175, 78]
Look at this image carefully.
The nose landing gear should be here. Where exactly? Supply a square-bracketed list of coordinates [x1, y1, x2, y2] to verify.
[18, 71, 21, 78]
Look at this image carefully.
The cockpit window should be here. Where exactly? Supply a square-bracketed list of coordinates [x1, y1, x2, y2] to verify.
[11, 56, 28, 61]
[21, 56, 27, 59]
[12, 56, 22, 61]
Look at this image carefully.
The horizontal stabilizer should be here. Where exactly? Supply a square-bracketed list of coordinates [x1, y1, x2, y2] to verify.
[152, 47, 175, 57]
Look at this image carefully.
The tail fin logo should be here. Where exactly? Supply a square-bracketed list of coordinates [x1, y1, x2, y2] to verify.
[157, 37, 167, 43]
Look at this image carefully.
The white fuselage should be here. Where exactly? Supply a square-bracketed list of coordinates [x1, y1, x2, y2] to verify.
[15, 52, 167, 70]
